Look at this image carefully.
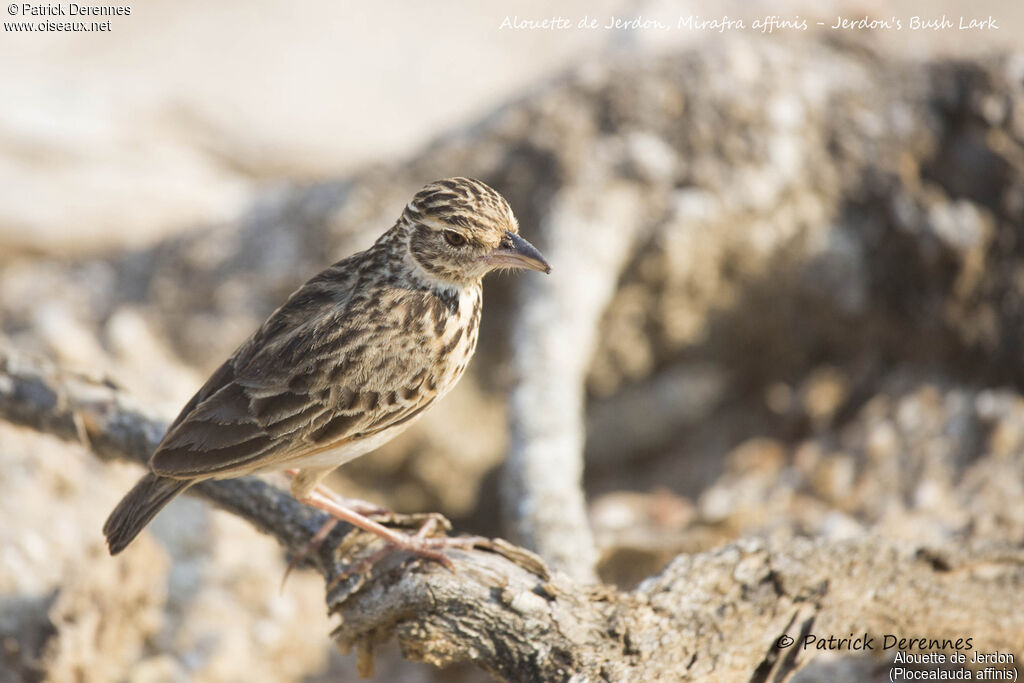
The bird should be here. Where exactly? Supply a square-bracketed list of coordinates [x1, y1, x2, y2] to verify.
[103, 177, 550, 564]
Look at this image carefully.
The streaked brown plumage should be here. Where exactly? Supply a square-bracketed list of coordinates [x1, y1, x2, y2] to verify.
[104, 177, 549, 557]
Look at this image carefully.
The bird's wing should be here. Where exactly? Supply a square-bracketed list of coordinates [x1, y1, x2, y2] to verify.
[150, 270, 442, 479]
[150, 359, 285, 478]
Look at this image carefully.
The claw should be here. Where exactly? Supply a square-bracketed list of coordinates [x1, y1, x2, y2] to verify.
[281, 517, 339, 591]
[326, 529, 469, 590]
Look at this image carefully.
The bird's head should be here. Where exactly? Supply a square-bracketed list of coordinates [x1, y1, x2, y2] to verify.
[400, 177, 550, 285]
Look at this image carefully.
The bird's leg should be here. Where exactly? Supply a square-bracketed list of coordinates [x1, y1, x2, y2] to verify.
[282, 469, 484, 586]
[283, 469, 390, 516]
[300, 488, 490, 587]
[300, 489, 453, 566]
[282, 468, 387, 584]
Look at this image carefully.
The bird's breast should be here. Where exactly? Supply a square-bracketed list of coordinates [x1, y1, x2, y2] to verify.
[429, 285, 481, 395]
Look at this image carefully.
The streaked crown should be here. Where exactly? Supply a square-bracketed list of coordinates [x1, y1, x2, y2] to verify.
[406, 177, 519, 236]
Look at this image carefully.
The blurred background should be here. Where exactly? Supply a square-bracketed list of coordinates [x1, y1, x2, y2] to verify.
[1, 0, 1022, 681]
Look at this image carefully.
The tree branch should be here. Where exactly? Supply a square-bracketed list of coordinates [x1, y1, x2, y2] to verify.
[3, 347, 1022, 681]
[504, 184, 651, 583]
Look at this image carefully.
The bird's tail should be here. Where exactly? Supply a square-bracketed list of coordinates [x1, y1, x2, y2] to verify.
[103, 473, 192, 555]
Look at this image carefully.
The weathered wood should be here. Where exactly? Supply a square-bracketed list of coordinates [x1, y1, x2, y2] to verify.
[3, 348, 1021, 681]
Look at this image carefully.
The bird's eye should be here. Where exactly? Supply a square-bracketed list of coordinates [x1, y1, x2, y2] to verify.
[443, 230, 467, 247]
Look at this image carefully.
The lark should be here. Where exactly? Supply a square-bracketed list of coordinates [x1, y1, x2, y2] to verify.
[104, 177, 550, 563]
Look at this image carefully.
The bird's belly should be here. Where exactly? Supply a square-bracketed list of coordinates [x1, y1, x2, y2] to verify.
[255, 427, 406, 475]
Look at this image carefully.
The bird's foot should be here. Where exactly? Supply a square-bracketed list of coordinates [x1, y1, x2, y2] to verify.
[326, 517, 486, 590]
[292, 489, 482, 587]
[282, 517, 341, 589]
[281, 471, 395, 587]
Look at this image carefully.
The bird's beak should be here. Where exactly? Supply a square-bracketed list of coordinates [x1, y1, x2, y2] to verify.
[484, 231, 551, 274]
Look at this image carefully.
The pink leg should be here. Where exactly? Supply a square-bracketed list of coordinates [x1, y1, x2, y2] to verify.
[301, 489, 473, 566]
[283, 469, 390, 516]
[280, 471, 482, 585]
[281, 469, 387, 585]
[305, 489, 490, 588]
